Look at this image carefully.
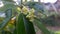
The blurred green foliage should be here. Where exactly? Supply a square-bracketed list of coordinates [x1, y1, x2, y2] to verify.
[0, 0, 60, 34]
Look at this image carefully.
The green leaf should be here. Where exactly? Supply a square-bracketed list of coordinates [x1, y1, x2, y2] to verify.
[34, 18, 53, 34]
[16, 13, 35, 34]
[0, 3, 16, 11]
[13, 28, 17, 34]
[16, 13, 26, 34]
[0, 8, 12, 30]
[5, 8, 12, 18]
[0, 2, 18, 16]
[23, 15, 36, 34]
[13, 20, 17, 34]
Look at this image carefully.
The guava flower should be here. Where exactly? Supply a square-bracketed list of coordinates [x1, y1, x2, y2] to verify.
[22, 6, 29, 15]
[17, 7, 21, 11]
[26, 8, 36, 22]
